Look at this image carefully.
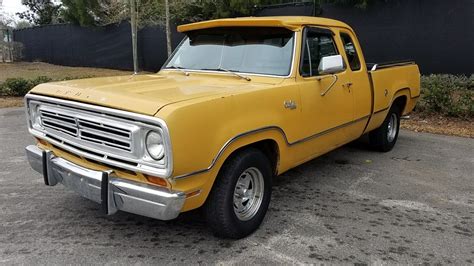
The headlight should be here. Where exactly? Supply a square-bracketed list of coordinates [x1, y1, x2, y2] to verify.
[29, 103, 42, 129]
[145, 131, 165, 160]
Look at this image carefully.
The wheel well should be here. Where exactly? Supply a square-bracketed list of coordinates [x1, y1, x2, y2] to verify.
[229, 139, 280, 176]
[393, 95, 407, 114]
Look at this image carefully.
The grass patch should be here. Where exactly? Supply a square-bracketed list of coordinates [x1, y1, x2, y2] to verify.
[401, 113, 473, 138]
[0, 62, 134, 83]
[0, 97, 25, 108]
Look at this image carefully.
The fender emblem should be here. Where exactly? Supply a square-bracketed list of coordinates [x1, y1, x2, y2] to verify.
[284, 100, 297, 110]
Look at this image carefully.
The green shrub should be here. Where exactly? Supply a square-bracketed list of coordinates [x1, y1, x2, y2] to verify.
[30, 76, 53, 87]
[60, 75, 93, 81]
[0, 76, 53, 97]
[0, 83, 5, 96]
[0, 78, 32, 97]
[417, 74, 473, 118]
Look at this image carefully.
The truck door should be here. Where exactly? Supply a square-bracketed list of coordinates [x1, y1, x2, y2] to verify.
[338, 30, 372, 139]
[297, 27, 354, 152]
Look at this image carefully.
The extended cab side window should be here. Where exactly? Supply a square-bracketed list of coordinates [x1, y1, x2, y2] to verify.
[300, 28, 338, 77]
[340, 33, 361, 71]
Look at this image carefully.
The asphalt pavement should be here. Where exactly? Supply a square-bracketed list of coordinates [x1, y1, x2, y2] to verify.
[0, 106, 473, 264]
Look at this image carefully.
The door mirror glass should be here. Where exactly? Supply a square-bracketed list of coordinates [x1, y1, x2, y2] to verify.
[318, 55, 345, 75]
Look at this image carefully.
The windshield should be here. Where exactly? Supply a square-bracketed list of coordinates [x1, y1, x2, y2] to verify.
[164, 27, 295, 76]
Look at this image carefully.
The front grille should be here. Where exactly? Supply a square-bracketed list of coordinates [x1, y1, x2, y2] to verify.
[40, 109, 78, 136]
[27, 95, 171, 177]
[39, 106, 133, 152]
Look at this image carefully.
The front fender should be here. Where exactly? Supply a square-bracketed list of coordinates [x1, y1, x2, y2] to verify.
[156, 83, 300, 211]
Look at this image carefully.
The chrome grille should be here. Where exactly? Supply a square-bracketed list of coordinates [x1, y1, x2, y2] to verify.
[27, 95, 172, 178]
[39, 106, 133, 152]
[40, 109, 77, 136]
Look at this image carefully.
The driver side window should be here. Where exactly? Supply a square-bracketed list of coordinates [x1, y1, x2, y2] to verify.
[300, 28, 338, 77]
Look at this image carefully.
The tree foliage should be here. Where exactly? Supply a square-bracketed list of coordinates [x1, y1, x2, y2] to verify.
[15, 20, 33, 29]
[169, 0, 374, 24]
[16, 0, 62, 25]
[136, 0, 166, 27]
[60, 0, 164, 27]
[1, 9, 13, 27]
[61, 0, 101, 26]
[170, 0, 278, 24]
[98, 0, 129, 26]
[18, 0, 382, 27]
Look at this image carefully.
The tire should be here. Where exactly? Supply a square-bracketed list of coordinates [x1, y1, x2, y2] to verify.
[204, 148, 273, 239]
[369, 104, 401, 152]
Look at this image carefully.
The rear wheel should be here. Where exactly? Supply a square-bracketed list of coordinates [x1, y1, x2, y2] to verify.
[369, 105, 401, 152]
[204, 148, 272, 239]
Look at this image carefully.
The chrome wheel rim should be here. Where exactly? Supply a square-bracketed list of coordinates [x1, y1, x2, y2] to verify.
[233, 167, 264, 221]
[387, 113, 398, 142]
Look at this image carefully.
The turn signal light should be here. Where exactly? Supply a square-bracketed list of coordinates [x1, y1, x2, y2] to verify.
[186, 190, 201, 198]
[36, 138, 47, 146]
[145, 175, 168, 187]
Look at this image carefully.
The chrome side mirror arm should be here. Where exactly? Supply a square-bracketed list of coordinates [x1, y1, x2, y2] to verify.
[318, 74, 338, 96]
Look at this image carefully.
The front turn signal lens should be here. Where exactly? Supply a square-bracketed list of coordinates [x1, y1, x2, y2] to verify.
[145, 175, 168, 187]
[186, 190, 201, 198]
[36, 138, 47, 146]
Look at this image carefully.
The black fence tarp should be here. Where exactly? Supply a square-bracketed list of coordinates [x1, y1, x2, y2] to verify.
[13, 0, 474, 74]
[14, 22, 184, 72]
[137, 25, 183, 72]
[257, 0, 473, 75]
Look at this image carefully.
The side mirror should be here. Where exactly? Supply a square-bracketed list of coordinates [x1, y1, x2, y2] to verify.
[318, 55, 345, 75]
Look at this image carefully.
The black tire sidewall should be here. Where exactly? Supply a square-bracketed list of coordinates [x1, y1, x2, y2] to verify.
[381, 105, 401, 150]
[205, 148, 273, 238]
[369, 104, 401, 152]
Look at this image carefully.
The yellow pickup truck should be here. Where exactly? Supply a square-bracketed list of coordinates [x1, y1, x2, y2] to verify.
[25, 16, 420, 238]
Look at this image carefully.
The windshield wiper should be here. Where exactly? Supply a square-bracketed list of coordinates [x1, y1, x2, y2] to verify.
[201, 68, 251, 81]
[165, 65, 189, 76]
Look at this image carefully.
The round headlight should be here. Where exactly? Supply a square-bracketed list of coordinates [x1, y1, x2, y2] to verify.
[146, 131, 165, 160]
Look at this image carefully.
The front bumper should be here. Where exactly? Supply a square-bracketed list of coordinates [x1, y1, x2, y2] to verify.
[25, 145, 185, 220]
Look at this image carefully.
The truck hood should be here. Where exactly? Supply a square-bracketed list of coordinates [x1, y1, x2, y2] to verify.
[30, 73, 279, 115]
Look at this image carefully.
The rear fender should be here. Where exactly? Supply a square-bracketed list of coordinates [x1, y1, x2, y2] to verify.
[365, 88, 413, 133]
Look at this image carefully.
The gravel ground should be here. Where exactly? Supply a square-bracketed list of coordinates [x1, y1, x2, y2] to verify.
[1, 107, 473, 265]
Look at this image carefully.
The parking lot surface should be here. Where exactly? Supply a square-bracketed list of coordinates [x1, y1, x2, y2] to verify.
[1, 107, 473, 264]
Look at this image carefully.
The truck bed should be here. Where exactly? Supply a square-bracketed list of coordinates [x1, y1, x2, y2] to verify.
[364, 61, 421, 133]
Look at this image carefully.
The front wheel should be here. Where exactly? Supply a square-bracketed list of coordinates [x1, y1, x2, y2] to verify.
[204, 148, 272, 239]
[369, 105, 401, 152]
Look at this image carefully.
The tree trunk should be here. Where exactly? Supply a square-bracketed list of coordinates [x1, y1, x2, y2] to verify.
[165, 0, 172, 57]
[130, 0, 138, 74]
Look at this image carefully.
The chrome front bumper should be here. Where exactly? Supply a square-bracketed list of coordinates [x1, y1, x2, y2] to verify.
[25, 145, 185, 220]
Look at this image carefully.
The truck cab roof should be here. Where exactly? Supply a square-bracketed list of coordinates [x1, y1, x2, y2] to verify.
[177, 16, 354, 33]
